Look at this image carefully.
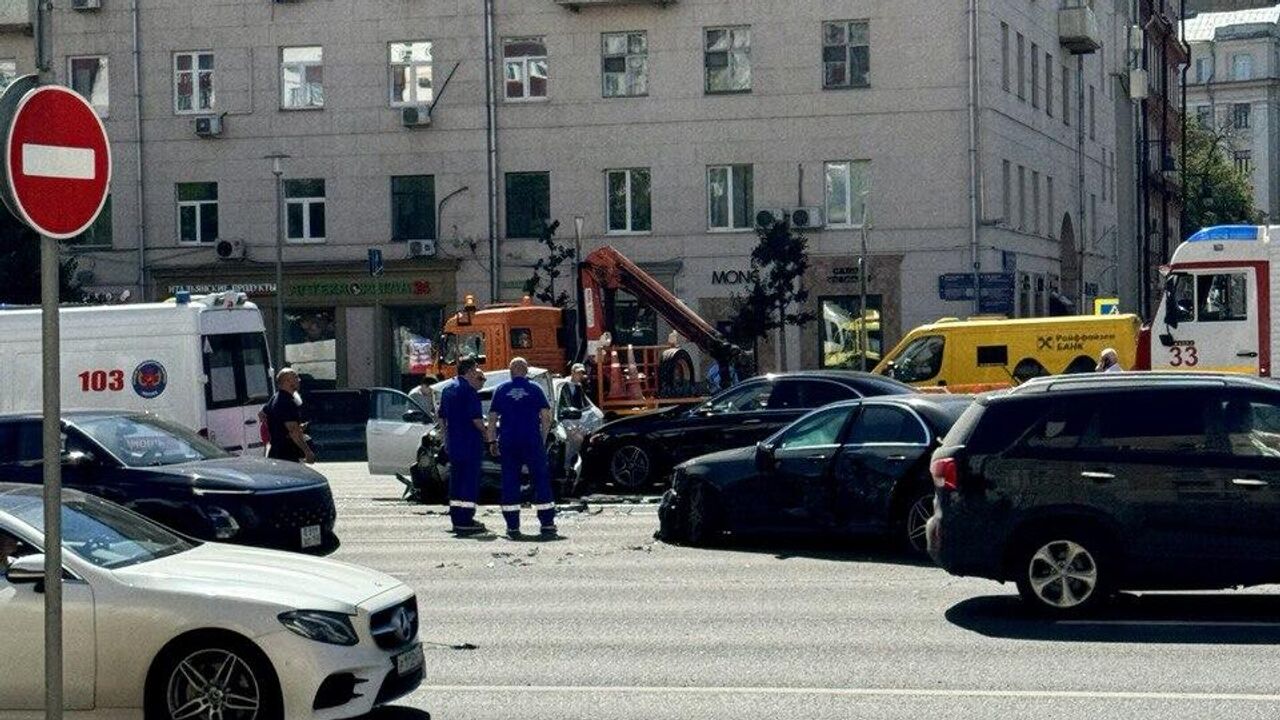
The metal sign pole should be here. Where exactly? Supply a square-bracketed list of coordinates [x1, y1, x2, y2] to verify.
[41, 232, 63, 720]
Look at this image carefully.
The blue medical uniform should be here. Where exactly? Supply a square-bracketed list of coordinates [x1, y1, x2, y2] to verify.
[490, 376, 554, 531]
[439, 377, 483, 528]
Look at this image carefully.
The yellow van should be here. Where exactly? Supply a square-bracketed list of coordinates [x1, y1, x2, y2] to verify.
[873, 314, 1141, 392]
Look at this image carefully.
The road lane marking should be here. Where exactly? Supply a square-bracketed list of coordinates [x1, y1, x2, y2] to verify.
[415, 684, 1280, 702]
[22, 143, 95, 179]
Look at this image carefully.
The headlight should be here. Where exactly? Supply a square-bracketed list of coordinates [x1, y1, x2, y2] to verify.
[202, 505, 240, 540]
[278, 610, 359, 646]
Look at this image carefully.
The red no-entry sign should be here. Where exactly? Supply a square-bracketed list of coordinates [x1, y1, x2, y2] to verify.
[0, 81, 111, 239]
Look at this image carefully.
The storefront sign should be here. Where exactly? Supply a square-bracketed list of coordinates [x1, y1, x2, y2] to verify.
[168, 283, 278, 297]
[711, 269, 756, 285]
[827, 266, 866, 284]
[288, 279, 433, 298]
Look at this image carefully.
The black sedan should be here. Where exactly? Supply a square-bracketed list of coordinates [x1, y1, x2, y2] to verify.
[577, 371, 917, 492]
[656, 395, 973, 553]
[0, 411, 337, 554]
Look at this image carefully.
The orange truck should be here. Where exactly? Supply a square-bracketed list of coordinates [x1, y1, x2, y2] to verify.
[430, 247, 740, 414]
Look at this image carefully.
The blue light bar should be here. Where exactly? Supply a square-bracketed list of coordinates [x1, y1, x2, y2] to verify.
[1186, 225, 1262, 242]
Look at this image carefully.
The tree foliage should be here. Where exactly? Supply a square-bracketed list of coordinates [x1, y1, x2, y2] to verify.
[522, 219, 576, 307]
[728, 219, 815, 366]
[0, 203, 84, 305]
[1182, 117, 1262, 232]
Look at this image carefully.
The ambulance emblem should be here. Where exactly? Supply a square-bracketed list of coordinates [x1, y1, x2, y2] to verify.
[132, 360, 168, 399]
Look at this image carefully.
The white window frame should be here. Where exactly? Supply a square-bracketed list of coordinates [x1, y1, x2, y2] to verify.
[824, 160, 870, 229]
[280, 46, 324, 110]
[389, 40, 433, 108]
[503, 37, 548, 102]
[602, 31, 648, 98]
[176, 182, 219, 245]
[605, 168, 651, 235]
[174, 51, 215, 115]
[285, 179, 326, 244]
[707, 164, 753, 232]
[68, 55, 109, 117]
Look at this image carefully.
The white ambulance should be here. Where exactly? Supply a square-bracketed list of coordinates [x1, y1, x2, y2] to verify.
[0, 291, 273, 452]
[1144, 224, 1279, 376]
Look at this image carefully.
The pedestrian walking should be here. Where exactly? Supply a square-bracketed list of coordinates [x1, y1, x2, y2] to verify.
[439, 357, 488, 534]
[488, 357, 556, 538]
[1096, 348, 1123, 373]
[262, 368, 315, 464]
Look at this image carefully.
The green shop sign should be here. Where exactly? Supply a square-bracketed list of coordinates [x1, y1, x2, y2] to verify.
[287, 279, 435, 298]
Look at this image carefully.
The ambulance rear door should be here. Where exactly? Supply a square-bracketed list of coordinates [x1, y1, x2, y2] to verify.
[201, 323, 273, 454]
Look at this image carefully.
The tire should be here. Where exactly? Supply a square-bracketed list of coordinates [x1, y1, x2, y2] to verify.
[1012, 359, 1049, 383]
[1013, 530, 1112, 616]
[145, 633, 282, 720]
[658, 348, 695, 397]
[685, 482, 721, 547]
[1063, 355, 1097, 374]
[609, 443, 654, 490]
[412, 446, 446, 505]
[897, 489, 934, 556]
[656, 488, 687, 543]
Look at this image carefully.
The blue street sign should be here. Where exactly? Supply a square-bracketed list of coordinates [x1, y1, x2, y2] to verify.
[368, 248, 384, 277]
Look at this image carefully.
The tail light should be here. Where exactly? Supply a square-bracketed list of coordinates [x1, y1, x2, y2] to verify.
[931, 457, 958, 491]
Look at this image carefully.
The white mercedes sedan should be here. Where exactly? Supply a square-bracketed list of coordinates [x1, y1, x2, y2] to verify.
[0, 483, 423, 719]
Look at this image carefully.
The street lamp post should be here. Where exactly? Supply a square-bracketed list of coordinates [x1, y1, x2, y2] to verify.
[266, 154, 290, 370]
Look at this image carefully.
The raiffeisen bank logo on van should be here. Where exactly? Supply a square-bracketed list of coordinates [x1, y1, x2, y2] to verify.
[132, 360, 168, 399]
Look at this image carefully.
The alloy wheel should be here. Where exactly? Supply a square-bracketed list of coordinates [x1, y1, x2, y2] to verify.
[166, 648, 261, 720]
[1026, 539, 1099, 609]
[905, 495, 932, 554]
[610, 445, 651, 489]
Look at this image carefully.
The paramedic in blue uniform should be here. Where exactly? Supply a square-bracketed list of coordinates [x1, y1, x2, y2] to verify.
[487, 357, 556, 538]
[438, 357, 487, 534]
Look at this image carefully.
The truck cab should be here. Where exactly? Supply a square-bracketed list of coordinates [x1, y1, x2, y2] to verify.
[436, 299, 567, 377]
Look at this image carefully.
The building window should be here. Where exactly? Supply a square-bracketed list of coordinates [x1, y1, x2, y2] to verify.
[1032, 171, 1040, 236]
[1233, 103, 1250, 128]
[1195, 57, 1211, 83]
[820, 296, 882, 371]
[174, 51, 214, 114]
[822, 20, 869, 89]
[391, 175, 436, 241]
[1001, 160, 1011, 225]
[1030, 43, 1039, 108]
[707, 164, 753, 230]
[602, 32, 648, 98]
[281, 46, 323, 109]
[1015, 33, 1025, 100]
[389, 41, 433, 107]
[69, 195, 111, 247]
[1000, 23, 1009, 92]
[1197, 104, 1212, 127]
[177, 182, 218, 244]
[1017, 165, 1025, 230]
[284, 179, 326, 243]
[0, 59, 14, 94]
[1232, 53, 1253, 81]
[1235, 150, 1253, 174]
[1062, 64, 1070, 125]
[1089, 85, 1096, 139]
[824, 160, 870, 227]
[705, 26, 751, 94]
[505, 172, 550, 239]
[1045, 52, 1053, 117]
[69, 55, 109, 116]
[606, 168, 652, 233]
[504, 37, 548, 100]
[1047, 175, 1055, 238]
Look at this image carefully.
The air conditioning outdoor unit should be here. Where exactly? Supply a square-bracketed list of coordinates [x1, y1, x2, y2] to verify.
[790, 206, 825, 230]
[215, 238, 244, 260]
[755, 208, 788, 228]
[194, 115, 223, 137]
[71, 0, 102, 11]
[401, 106, 432, 128]
[407, 239, 437, 258]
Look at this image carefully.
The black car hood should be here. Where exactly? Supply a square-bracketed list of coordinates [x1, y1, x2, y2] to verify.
[596, 405, 686, 434]
[679, 446, 756, 486]
[147, 457, 328, 491]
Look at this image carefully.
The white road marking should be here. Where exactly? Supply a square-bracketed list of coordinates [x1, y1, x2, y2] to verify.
[21, 143, 95, 180]
[416, 684, 1280, 703]
[1058, 620, 1280, 628]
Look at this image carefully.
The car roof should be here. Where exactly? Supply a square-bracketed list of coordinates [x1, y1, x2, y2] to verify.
[747, 370, 916, 393]
[0, 410, 141, 423]
[0, 482, 89, 514]
[1005, 371, 1280, 397]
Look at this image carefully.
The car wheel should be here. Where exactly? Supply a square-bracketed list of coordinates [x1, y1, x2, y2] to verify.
[609, 443, 653, 490]
[1014, 533, 1111, 616]
[685, 482, 721, 547]
[146, 635, 282, 720]
[898, 490, 933, 556]
[413, 447, 446, 505]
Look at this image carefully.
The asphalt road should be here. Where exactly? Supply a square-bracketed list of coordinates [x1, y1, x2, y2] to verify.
[317, 463, 1280, 720]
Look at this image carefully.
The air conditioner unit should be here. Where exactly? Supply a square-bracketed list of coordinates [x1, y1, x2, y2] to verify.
[755, 208, 788, 228]
[71, 0, 101, 11]
[1129, 69, 1149, 99]
[790, 206, 824, 230]
[194, 115, 223, 137]
[407, 239, 437, 258]
[401, 106, 432, 128]
[214, 238, 244, 260]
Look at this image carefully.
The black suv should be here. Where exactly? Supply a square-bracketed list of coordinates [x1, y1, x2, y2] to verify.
[928, 373, 1280, 615]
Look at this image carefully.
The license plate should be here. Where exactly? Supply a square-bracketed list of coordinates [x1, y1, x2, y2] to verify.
[300, 525, 322, 549]
[395, 643, 424, 676]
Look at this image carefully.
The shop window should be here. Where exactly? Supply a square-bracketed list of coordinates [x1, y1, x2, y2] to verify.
[389, 306, 443, 390]
[820, 295, 882, 371]
[505, 172, 550, 239]
[391, 175, 436, 241]
[284, 308, 337, 390]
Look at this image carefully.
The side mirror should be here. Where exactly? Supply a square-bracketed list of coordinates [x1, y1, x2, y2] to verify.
[560, 408, 583, 421]
[6, 554, 45, 587]
[402, 410, 428, 424]
[755, 441, 775, 472]
[1159, 333, 1175, 348]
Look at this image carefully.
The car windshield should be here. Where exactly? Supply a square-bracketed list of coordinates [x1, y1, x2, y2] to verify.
[10, 492, 195, 569]
[442, 332, 486, 364]
[886, 335, 945, 383]
[76, 415, 229, 467]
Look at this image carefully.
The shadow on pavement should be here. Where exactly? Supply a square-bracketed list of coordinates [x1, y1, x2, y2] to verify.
[947, 593, 1280, 644]
[697, 533, 939, 568]
[362, 707, 431, 720]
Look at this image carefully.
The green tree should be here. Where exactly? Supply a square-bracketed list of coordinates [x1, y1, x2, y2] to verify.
[1182, 117, 1262, 231]
[728, 217, 815, 371]
[0, 204, 84, 304]
[522, 219, 575, 307]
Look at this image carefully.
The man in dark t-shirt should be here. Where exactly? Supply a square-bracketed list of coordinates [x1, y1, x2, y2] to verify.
[263, 368, 315, 463]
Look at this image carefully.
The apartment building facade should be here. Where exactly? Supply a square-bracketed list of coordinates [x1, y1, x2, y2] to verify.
[0, 0, 1124, 389]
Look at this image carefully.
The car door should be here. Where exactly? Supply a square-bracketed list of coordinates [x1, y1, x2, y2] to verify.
[1202, 390, 1280, 577]
[832, 402, 932, 533]
[366, 388, 431, 476]
[760, 404, 858, 530]
[0, 527, 97, 711]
